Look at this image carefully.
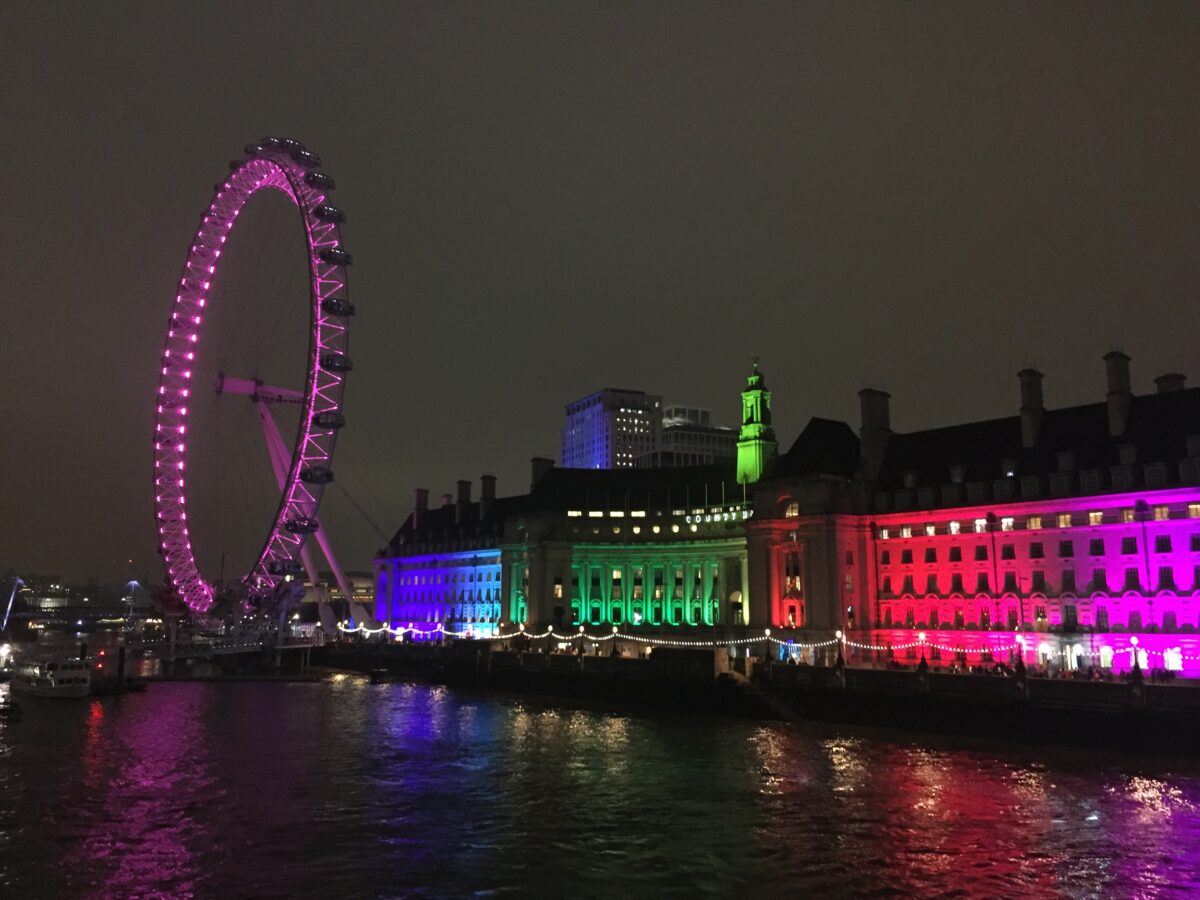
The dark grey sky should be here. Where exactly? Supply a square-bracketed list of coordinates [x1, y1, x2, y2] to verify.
[3, 2, 1199, 584]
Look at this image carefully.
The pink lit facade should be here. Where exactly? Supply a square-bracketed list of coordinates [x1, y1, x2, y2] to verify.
[747, 356, 1200, 676]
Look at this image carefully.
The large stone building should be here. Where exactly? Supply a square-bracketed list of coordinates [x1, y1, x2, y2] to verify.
[376, 354, 1200, 676]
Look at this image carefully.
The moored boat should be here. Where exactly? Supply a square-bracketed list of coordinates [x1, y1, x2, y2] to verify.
[11, 660, 91, 698]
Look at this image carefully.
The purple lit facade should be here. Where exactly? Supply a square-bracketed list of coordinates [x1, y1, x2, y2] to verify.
[152, 139, 351, 610]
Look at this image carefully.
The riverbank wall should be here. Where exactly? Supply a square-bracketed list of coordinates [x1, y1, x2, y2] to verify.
[313, 642, 1200, 755]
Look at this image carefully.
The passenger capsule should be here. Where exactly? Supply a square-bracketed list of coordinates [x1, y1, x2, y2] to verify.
[321, 297, 355, 317]
[319, 352, 353, 373]
[312, 204, 344, 223]
[312, 411, 346, 430]
[318, 247, 353, 266]
[300, 466, 334, 485]
[284, 517, 319, 535]
[304, 172, 335, 190]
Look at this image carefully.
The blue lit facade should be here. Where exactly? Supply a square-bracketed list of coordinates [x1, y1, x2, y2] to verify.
[375, 549, 502, 637]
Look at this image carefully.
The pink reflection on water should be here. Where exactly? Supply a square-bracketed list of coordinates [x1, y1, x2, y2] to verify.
[70, 689, 213, 898]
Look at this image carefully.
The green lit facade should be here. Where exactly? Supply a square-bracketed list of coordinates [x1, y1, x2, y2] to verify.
[736, 362, 777, 484]
[506, 534, 749, 629]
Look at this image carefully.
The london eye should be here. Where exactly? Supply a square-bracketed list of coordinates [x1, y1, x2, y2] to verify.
[152, 137, 354, 614]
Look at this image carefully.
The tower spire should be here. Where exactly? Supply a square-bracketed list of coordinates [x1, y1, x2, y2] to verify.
[736, 359, 777, 484]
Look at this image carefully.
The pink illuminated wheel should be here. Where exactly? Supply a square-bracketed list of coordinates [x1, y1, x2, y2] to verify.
[153, 137, 353, 612]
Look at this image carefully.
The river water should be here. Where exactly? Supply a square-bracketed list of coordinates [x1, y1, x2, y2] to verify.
[0, 677, 1198, 898]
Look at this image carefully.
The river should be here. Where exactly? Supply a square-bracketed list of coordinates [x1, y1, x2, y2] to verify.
[0, 677, 1197, 898]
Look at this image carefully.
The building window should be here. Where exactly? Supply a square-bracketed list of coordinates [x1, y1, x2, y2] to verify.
[881, 576, 892, 595]
[949, 521, 961, 535]
[1123, 568, 1140, 590]
[900, 526, 913, 539]
[881, 550, 891, 565]
[1031, 570, 1047, 592]
[553, 578, 563, 600]
[924, 548, 937, 563]
[951, 574, 964, 593]
[784, 502, 799, 518]
[1001, 517, 1015, 532]
[1027, 515, 1042, 530]
[925, 574, 938, 593]
[1120, 537, 1137, 554]
[1121, 508, 1136, 524]
[1159, 566, 1176, 590]
[1063, 604, 1079, 631]
[901, 549, 913, 564]
[1089, 511, 1103, 526]
[1061, 569, 1076, 592]
[1096, 606, 1109, 629]
[1030, 541, 1045, 559]
[929, 609, 939, 627]
[949, 546, 962, 562]
[1057, 512, 1073, 528]
[1191, 533, 1200, 553]
[974, 518, 987, 533]
[880, 528, 890, 540]
[1001, 544, 1015, 560]
[1190, 504, 1200, 519]
[1154, 505, 1170, 521]
[1092, 569, 1107, 592]
[902, 576, 915, 594]
[1155, 535, 1172, 554]
[1089, 539, 1105, 556]
[1058, 540, 1074, 558]
[974, 545, 988, 561]
[975, 573, 990, 593]
[1003, 572, 1018, 592]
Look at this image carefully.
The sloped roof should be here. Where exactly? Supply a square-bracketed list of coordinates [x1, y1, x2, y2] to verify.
[771, 417, 860, 480]
[875, 388, 1200, 489]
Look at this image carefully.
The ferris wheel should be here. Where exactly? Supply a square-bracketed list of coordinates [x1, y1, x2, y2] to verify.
[152, 137, 355, 614]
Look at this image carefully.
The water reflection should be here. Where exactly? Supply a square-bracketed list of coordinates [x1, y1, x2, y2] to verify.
[0, 682, 1198, 897]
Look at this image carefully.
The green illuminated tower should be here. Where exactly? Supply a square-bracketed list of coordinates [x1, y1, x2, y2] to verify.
[736, 360, 777, 484]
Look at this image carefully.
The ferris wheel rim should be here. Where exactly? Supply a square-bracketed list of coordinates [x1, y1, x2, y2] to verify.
[152, 138, 352, 613]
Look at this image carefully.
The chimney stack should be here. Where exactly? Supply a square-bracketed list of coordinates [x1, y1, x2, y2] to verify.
[441, 493, 454, 508]
[1105, 351, 1132, 437]
[480, 474, 496, 519]
[413, 487, 429, 530]
[1018, 368, 1044, 448]
[531, 456, 555, 490]
[455, 479, 472, 525]
[858, 388, 892, 480]
[1155, 372, 1186, 394]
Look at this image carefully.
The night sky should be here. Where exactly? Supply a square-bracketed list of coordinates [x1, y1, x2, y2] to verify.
[4, 2, 1200, 585]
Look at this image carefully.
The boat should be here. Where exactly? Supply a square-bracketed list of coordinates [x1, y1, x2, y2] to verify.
[10, 659, 91, 698]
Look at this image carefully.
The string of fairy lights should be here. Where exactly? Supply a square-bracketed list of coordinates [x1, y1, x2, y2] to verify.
[335, 622, 1200, 663]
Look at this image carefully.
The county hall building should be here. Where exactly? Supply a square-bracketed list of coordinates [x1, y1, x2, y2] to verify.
[374, 353, 1200, 676]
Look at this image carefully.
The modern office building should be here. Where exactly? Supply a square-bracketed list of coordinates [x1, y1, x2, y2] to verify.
[561, 388, 662, 469]
[636, 405, 737, 468]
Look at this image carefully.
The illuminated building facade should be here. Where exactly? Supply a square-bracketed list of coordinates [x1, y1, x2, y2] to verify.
[377, 353, 1200, 675]
[749, 353, 1200, 675]
[561, 388, 661, 469]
